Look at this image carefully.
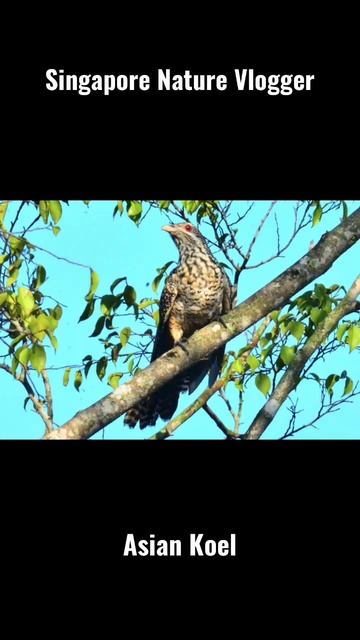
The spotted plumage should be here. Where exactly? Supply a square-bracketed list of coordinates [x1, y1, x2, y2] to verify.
[124, 222, 234, 429]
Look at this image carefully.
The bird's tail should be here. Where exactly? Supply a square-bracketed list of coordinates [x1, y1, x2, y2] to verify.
[123, 399, 158, 429]
[124, 380, 182, 430]
[124, 350, 225, 429]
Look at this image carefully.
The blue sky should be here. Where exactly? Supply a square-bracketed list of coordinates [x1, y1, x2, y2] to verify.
[1, 200, 359, 439]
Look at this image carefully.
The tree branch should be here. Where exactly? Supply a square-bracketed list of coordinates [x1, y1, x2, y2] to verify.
[44, 207, 360, 440]
[244, 276, 360, 440]
[41, 370, 54, 423]
[0, 362, 53, 434]
[202, 404, 239, 439]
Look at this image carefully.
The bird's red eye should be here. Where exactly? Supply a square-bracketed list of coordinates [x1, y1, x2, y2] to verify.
[185, 224, 193, 232]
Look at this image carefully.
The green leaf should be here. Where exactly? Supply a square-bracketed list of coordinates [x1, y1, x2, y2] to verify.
[280, 345, 296, 366]
[28, 313, 50, 341]
[48, 201, 62, 224]
[120, 327, 132, 348]
[52, 305, 63, 321]
[46, 316, 58, 334]
[9, 235, 26, 255]
[100, 295, 116, 316]
[10, 332, 26, 351]
[15, 345, 30, 368]
[270, 310, 280, 323]
[127, 357, 135, 374]
[123, 285, 136, 307]
[246, 354, 260, 371]
[325, 374, 339, 396]
[342, 201, 348, 219]
[309, 372, 321, 384]
[105, 316, 115, 330]
[35, 265, 46, 289]
[152, 274, 164, 293]
[74, 369, 83, 392]
[7, 268, 20, 287]
[312, 203, 323, 226]
[79, 299, 95, 322]
[183, 200, 200, 214]
[48, 332, 58, 351]
[30, 344, 46, 373]
[310, 307, 327, 325]
[0, 201, 9, 225]
[336, 323, 349, 342]
[289, 321, 305, 342]
[153, 309, 160, 326]
[0, 292, 8, 307]
[113, 202, 124, 217]
[52, 226, 61, 236]
[348, 325, 360, 352]
[127, 201, 142, 225]
[84, 359, 93, 378]
[314, 283, 327, 301]
[229, 359, 245, 375]
[0, 253, 10, 265]
[260, 344, 274, 364]
[96, 357, 108, 381]
[138, 298, 155, 310]
[82, 355, 93, 378]
[90, 316, 106, 337]
[259, 336, 270, 349]
[63, 367, 71, 386]
[11, 356, 18, 375]
[343, 377, 353, 396]
[159, 201, 170, 210]
[85, 269, 100, 301]
[111, 344, 121, 364]
[255, 373, 271, 397]
[39, 200, 50, 223]
[152, 261, 174, 293]
[17, 287, 35, 318]
[110, 277, 126, 294]
[108, 372, 123, 390]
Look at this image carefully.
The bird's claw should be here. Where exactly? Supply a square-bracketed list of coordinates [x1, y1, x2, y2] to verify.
[175, 339, 190, 355]
[218, 317, 228, 329]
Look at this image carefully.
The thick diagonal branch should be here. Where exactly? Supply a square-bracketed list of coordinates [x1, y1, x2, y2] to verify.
[244, 276, 360, 440]
[45, 208, 360, 440]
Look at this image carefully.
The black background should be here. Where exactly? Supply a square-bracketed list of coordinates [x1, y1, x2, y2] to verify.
[1, 16, 359, 616]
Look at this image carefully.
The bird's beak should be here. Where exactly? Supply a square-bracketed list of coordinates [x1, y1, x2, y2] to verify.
[162, 225, 177, 235]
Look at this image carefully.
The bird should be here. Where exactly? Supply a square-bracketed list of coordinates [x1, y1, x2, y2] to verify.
[124, 222, 234, 429]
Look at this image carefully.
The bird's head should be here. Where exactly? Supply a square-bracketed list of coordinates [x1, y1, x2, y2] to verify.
[162, 222, 205, 251]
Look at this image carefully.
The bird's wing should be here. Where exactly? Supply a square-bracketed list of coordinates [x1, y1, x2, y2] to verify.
[208, 270, 236, 386]
[151, 273, 178, 362]
[222, 269, 236, 313]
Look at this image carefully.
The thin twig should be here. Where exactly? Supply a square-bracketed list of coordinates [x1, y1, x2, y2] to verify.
[149, 378, 226, 440]
[202, 404, 240, 438]
[41, 370, 54, 423]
